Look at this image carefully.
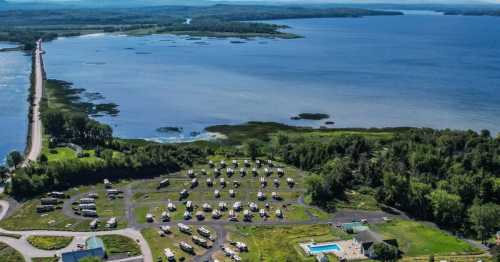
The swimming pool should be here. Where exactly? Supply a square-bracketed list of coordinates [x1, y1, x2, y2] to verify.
[307, 243, 341, 254]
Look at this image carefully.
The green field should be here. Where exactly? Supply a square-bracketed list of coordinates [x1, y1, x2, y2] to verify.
[372, 220, 481, 257]
[226, 224, 351, 262]
[100, 235, 141, 257]
[0, 242, 24, 262]
[27, 235, 73, 250]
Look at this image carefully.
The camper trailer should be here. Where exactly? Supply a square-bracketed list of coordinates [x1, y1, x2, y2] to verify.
[89, 218, 99, 229]
[167, 202, 176, 211]
[179, 241, 194, 253]
[187, 169, 195, 178]
[232, 160, 238, 167]
[195, 211, 205, 220]
[252, 168, 258, 176]
[164, 248, 175, 261]
[191, 178, 198, 188]
[178, 223, 192, 234]
[229, 189, 236, 198]
[78, 203, 96, 210]
[202, 203, 212, 212]
[192, 235, 210, 248]
[273, 179, 280, 187]
[106, 217, 117, 228]
[257, 191, 265, 201]
[186, 201, 193, 211]
[197, 226, 211, 238]
[228, 210, 237, 221]
[272, 192, 281, 200]
[103, 179, 112, 188]
[260, 177, 267, 187]
[239, 168, 246, 176]
[146, 213, 154, 223]
[208, 160, 214, 168]
[206, 178, 213, 187]
[160, 211, 170, 222]
[226, 168, 234, 177]
[183, 211, 192, 220]
[236, 242, 248, 252]
[48, 191, 65, 198]
[212, 209, 222, 219]
[244, 160, 250, 167]
[233, 201, 242, 211]
[82, 209, 98, 217]
[277, 168, 285, 176]
[213, 168, 221, 177]
[255, 160, 261, 168]
[219, 178, 226, 187]
[80, 198, 95, 204]
[275, 209, 283, 218]
[160, 225, 171, 234]
[158, 179, 170, 189]
[36, 205, 55, 213]
[243, 210, 252, 221]
[286, 177, 295, 187]
[259, 209, 267, 218]
[219, 201, 227, 211]
[249, 202, 258, 212]
[214, 190, 220, 198]
[40, 197, 58, 205]
[180, 189, 189, 198]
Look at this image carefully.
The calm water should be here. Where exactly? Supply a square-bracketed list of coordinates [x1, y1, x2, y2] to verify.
[0, 43, 30, 162]
[37, 14, 500, 142]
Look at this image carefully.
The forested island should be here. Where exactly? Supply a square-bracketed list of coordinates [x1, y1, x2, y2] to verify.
[0, 5, 402, 50]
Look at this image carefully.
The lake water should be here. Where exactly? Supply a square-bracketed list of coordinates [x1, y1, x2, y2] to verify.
[38, 14, 500, 142]
[0, 43, 30, 162]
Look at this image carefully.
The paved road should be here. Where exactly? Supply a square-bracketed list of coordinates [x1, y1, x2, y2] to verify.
[24, 39, 44, 165]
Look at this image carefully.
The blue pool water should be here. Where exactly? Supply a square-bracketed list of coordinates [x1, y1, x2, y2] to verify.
[308, 243, 341, 254]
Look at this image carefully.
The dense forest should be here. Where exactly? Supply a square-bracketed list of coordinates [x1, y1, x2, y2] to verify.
[268, 129, 500, 240]
[0, 5, 402, 49]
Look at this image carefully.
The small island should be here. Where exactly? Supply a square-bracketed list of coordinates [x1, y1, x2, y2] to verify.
[291, 113, 330, 121]
[156, 126, 183, 133]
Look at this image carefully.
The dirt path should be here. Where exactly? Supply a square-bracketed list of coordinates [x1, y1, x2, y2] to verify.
[24, 39, 43, 165]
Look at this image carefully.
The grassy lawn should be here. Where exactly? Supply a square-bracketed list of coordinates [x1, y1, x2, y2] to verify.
[226, 224, 351, 262]
[334, 190, 380, 211]
[100, 235, 141, 257]
[33, 258, 59, 262]
[0, 199, 88, 231]
[372, 220, 481, 257]
[0, 242, 24, 262]
[27, 235, 73, 250]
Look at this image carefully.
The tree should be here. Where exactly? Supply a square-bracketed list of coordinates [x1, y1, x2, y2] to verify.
[429, 189, 464, 228]
[0, 166, 8, 182]
[6, 151, 24, 168]
[244, 139, 260, 160]
[468, 202, 500, 242]
[372, 243, 398, 261]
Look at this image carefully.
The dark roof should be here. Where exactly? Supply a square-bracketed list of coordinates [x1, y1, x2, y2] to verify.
[61, 247, 105, 262]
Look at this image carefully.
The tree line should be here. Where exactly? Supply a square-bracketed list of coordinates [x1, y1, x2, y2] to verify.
[266, 129, 499, 241]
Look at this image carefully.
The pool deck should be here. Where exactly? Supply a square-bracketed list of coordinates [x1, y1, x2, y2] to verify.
[300, 240, 366, 261]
